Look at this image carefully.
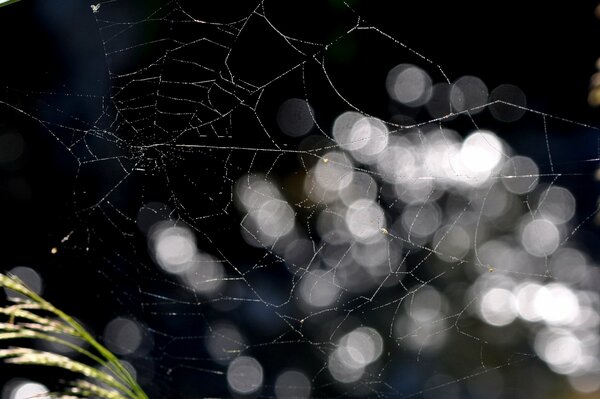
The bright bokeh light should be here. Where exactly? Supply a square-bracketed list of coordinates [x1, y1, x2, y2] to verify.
[274, 370, 312, 399]
[535, 329, 584, 375]
[458, 131, 504, 182]
[236, 175, 297, 245]
[299, 270, 340, 308]
[3, 380, 49, 399]
[352, 118, 389, 163]
[328, 326, 383, 384]
[227, 356, 264, 395]
[395, 287, 448, 351]
[501, 156, 539, 194]
[400, 202, 442, 240]
[332, 112, 389, 165]
[376, 140, 416, 185]
[255, 199, 296, 238]
[339, 171, 378, 206]
[340, 327, 383, 366]
[236, 174, 281, 210]
[311, 151, 354, 197]
[433, 225, 471, 263]
[514, 282, 544, 322]
[328, 347, 365, 383]
[150, 223, 197, 274]
[533, 283, 580, 326]
[407, 286, 444, 322]
[386, 64, 432, 107]
[181, 253, 225, 295]
[351, 237, 401, 275]
[535, 186, 576, 224]
[521, 218, 560, 257]
[345, 199, 385, 242]
[550, 248, 588, 284]
[479, 288, 517, 327]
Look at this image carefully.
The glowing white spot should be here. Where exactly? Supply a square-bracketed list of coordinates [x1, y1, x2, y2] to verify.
[535, 329, 583, 375]
[345, 199, 386, 241]
[275, 370, 311, 399]
[376, 141, 416, 184]
[299, 270, 340, 308]
[339, 171, 378, 206]
[340, 327, 383, 366]
[332, 111, 364, 151]
[501, 156, 539, 194]
[514, 282, 544, 322]
[150, 223, 197, 274]
[227, 356, 264, 395]
[395, 287, 448, 351]
[533, 283, 580, 326]
[181, 254, 225, 295]
[312, 151, 354, 193]
[475, 240, 516, 275]
[347, 117, 389, 164]
[386, 64, 432, 107]
[394, 175, 436, 204]
[4, 380, 49, 399]
[433, 225, 471, 263]
[460, 131, 504, 175]
[535, 186, 576, 225]
[328, 347, 365, 383]
[103, 317, 143, 355]
[351, 237, 396, 271]
[479, 288, 517, 327]
[328, 326, 382, 384]
[406, 286, 444, 322]
[394, 314, 448, 351]
[236, 174, 281, 211]
[521, 219, 560, 257]
[400, 202, 442, 239]
[276, 98, 315, 137]
[255, 199, 296, 238]
[550, 248, 588, 284]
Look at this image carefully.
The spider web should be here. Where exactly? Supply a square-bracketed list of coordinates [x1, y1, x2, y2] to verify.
[1, 1, 600, 398]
